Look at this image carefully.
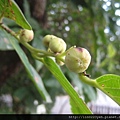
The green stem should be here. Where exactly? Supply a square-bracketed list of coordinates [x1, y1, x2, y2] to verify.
[32, 53, 49, 58]
[57, 46, 75, 58]
[31, 53, 43, 61]
[23, 42, 42, 53]
[55, 46, 76, 63]
[78, 73, 96, 87]
[23, 42, 56, 57]
[58, 57, 65, 63]
[57, 51, 66, 58]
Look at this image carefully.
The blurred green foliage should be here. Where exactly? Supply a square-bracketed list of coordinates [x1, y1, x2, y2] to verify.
[0, 0, 120, 113]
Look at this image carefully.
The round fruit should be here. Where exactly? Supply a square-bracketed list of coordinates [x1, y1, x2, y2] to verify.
[49, 37, 66, 53]
[19, 29, 34, 42]
[43, 35, 57, 47]
[65, 47, 91, 73]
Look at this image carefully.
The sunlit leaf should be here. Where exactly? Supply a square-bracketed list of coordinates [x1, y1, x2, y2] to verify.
[0, 0, 31, 29]
[95, 74, 120, 105]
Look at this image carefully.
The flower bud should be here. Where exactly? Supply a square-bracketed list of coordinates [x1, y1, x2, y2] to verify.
[49, 37, 66, 53]
[43, 35, 57, 47]
[65, 47, 91, 73]
[19, 29, 34, 42]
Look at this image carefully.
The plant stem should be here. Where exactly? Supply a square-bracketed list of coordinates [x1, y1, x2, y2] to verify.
[22, 42, 53, 56]
[78, 73, 96, 87]
[0, 22, 19, 40]
[58, 57, 65, 63]
[57, 46, 75, 58]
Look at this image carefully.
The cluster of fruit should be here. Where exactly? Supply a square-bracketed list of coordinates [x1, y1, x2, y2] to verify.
[19, 29, 91, 74]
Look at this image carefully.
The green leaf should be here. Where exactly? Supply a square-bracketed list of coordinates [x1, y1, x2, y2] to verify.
[8, 33, 52, 103]
[69, 97, 81, 114]
[0, 29, 14, 50]
[43, 57, 92, 114]
[95, 74, 120, 105]
[0, 0, 31, 29]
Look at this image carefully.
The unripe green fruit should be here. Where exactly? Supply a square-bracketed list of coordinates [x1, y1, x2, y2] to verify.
[43, 35, 57, 47]
[19, 29, 34, 42]
[55, 56, 65, 66]
[65, 47, 91, 73]
[49, 38, 66, 53]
